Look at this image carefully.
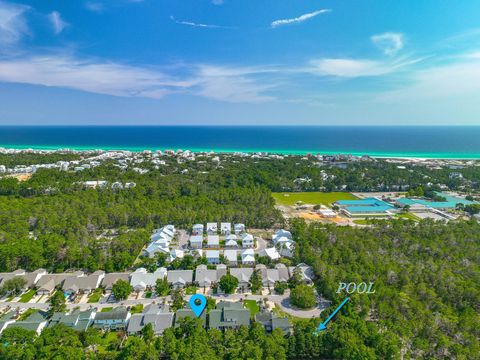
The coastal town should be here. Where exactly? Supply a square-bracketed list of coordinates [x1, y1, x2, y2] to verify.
[0, 147, 479, 358]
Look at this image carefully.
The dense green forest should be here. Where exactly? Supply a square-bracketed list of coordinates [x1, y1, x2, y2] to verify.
[290, 218, 480, 359]
[0, 164, 282, 272]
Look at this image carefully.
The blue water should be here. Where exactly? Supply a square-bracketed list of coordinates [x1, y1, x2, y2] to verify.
[0, 126, 480, 158]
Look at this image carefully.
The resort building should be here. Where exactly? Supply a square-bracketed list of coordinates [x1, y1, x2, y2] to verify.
[335, 198, 395, 217]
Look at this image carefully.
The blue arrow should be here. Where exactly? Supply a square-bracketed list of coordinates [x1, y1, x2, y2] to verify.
[316, 297, 349, 332]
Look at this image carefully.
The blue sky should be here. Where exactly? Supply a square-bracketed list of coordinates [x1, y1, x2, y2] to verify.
[1, 0, 480, 125]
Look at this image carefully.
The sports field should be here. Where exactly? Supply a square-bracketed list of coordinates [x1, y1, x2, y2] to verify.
[272, 192, 357, 206]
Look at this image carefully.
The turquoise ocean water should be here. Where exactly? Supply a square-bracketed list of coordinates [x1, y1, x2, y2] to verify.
[1, 126, 480, 159]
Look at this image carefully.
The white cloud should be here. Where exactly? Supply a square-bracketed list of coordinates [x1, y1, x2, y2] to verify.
[0, 1, 29, 45]
[371, 32, 404, 56]
[84, 1, 104, 13]
[193, 65, 275, 103]
[212, 0, 224, 5]
[49, 11, 68, 35]
[0, 54, 272, 103]
[309, 58, 402, 77]
[170, 15, 227, 29]
[271, 9, 331, 28]
[380, 57, 480, 101]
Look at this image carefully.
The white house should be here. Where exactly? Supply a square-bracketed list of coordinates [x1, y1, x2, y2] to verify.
[241, 233, 254, 248]
[241, 249, 255, 265]
[192, 224, 204, 235]
[225, 234, 238, 247]
[169, 249, 185, 262]
[145, 242, 169, 258]
[272, 229, 292, 243]
[206, 222, 218, 235]
[207, 235, 220, 248]
[206, 250, 220, 264]
[130, 267, 168, 292]
[259, 247, 281, 261]
[224, 249, 238, 265]
[220, 222, 232, 235]
[234, 223, 245, 235]
[190, 235, 203, 249]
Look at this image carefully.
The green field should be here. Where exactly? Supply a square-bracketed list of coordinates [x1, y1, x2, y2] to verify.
[272, 192, 357, 206]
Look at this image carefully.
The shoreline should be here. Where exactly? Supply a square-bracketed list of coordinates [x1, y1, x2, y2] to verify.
[2, 144, 480, 160]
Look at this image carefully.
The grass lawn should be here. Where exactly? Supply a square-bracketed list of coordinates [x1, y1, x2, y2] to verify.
[130, 304, 144, 314]
[101, 307, 113, 312]
[396, 212, 421, 221]
[87, 288, 103, 303]
[243, 300, 260, 317]
[272, 192, 357, 206]
[272, 305, 315, 326]
[19, 289, 36, 303]
[185, 286, 198, 295]
[353, 219, 373, 225]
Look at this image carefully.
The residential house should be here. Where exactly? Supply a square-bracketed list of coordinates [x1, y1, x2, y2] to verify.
[93, 307, 131, 330]
[272, 229, 292, 243]
[220, 222, 232, 235]
[255, 308, 291, 335]
[36, 273, 73, 296]
[225, 234, 238, 247]
[275, 264, 290, 283]
[101, 273, 131, 292]
[216, 264, 227, 279]
[189, 235, 203, 249]
[169, 249, 185, 262]
[167, 270, 193, 289]
[192, 224, 204, 235]
[209, 301, 250, 330]
[49, 308, 96, 331]
[241, 249, 255, 265]
[175, 308, 206, 327]
[206, 222, 218, 235]
[5, 311, 48, 335]
[259, 247, 281, 261]
[62, 271, 105, 295]
[230, 268, 253, 292]
[127, 304, 174, 335]
[206, 250, 220, 264]
[130, 267, 168, 292]
[241, 233, 254, 248]
[288, 264, 315, 285]
[223, 249, 238, 266]
[195, 265, 218, 288]
[0, 269, 47, 292]
[234, 223, 245, 235]
[207, 235, 220, 248]
[145, 242, 169, 258]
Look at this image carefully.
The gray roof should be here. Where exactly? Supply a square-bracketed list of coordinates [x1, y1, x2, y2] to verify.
[175, 309, 206, 327]
[63, 271, 105, 293]
[49, 309, 96, 331]
[167, 270, 193, 286]
[230, 268, 253, 284]
[94, 307, 129, 321]
[209, 301, 250, 330]
[195, 265, 217, 287]
[6, 311, 48, 333]
[127, 304, 173, 335]
[101, 273, 131, 290]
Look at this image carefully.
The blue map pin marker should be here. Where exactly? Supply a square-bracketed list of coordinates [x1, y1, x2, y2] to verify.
[189, 294, 207, 317]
